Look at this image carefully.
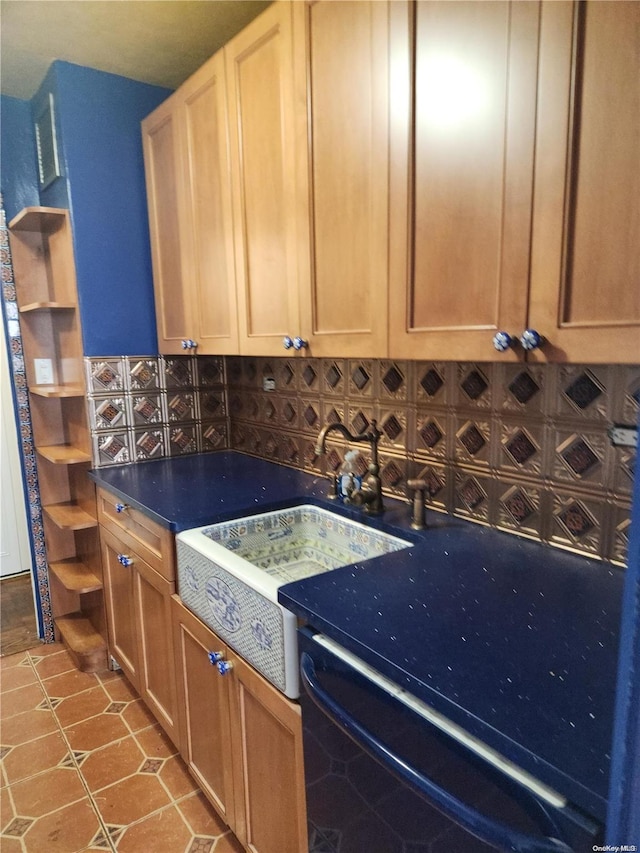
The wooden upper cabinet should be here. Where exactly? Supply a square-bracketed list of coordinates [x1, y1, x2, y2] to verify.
[297, 0, 390, 358]
[142, 53, 239, 355]
[528, 0, 640, 363]
[225, 1, 304, 356]
[179, 53, 239, 354]
[389, 0, 540, 362]
[142, 95, 191, 353]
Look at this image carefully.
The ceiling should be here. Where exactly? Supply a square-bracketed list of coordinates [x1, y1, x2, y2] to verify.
[0, 0, 272, 100]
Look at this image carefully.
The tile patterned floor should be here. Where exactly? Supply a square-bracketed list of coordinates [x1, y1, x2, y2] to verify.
[0, 643, 244, 852]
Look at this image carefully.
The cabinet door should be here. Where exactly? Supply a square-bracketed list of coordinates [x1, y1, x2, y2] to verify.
[226, 1, 305, 356]
[228, 650, 307, 853]
[101, 527, 139, 687]
[142, 94, 193, 354]
[171, 597, 236, 830]
[528, 0, 640, 363]
[134, 557, 178, 745]
[297, 0, 389, 358]
[389, 0, 540, 361]
[179, 52, 240, 355]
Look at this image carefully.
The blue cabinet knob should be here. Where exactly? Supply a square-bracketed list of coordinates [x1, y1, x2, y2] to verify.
[208, 651, 224, 665]
[181, 339, 198, 349]
[492, 331, 513, 352]
[217, 660, 233, 676]
[520, 329, 544, 351]
[118, 554, 133, 567]
[293, 336, 308, 351]
[115, 502, 128, 513]
[283, 336, 294, 350]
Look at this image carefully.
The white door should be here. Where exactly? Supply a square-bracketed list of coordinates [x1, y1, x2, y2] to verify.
[1, 317, 33, 578]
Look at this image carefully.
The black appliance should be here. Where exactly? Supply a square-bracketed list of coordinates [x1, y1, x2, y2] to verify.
[298, 627, 602, 853]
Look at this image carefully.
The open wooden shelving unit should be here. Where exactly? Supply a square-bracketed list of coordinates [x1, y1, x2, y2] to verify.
[9, 206, 108, 672]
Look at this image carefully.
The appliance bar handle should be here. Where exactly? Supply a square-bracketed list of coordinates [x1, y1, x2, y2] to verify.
[301, 652, 573, 853]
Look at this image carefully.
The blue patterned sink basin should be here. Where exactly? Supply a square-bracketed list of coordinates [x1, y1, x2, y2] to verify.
[176, 505, 411, 698]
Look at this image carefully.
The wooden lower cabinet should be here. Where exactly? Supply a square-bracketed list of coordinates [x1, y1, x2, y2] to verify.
[172, 594, 237, 828]
[172, 596, 308, 853]
[100, 525, 179, 745]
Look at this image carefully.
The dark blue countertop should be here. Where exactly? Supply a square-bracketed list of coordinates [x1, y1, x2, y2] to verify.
[89, 451, 623, 823]
[89, 451, 329, 531]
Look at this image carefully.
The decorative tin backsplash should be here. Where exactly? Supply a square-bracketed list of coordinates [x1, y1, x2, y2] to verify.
[225, 357, 638, 568]
[85, 355, 228, 465]
[86, 353, 637, 566]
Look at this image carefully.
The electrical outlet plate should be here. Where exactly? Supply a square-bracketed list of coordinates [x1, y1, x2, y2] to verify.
[608, 425, 638, 449]
[34, 358, 54, 384]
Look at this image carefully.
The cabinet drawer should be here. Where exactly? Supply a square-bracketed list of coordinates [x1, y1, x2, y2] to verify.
[97, 487, 175, 581]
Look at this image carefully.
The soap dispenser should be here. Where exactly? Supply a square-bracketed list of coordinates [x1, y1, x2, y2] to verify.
[337, 450, 362, 503]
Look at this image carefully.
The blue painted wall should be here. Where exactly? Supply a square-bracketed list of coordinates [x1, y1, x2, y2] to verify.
[3, 61, 171, 356]
[607, 409, 640, 846]
[0, 96, 39, 222]
[42, 62, 171, 356]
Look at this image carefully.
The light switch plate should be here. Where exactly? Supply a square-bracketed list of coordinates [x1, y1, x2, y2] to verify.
[34, 358, 54, 384]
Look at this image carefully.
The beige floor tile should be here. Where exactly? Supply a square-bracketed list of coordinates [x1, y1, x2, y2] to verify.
[92, 773, 171, 826]
[64, 712, 130, 752]
[98, 673, 138, 703]
[41, 668, 99, 699]
[134, 724, 178, 759]
[159, 754, 199, 801]
[214, 831, 246, 853]
[55, 685, 111, 728]
[31, 649, 76, 680]
[178, 792, 229, 837]
[0, 652, 31, 670]
[1, 731, 70, 785]
[22, 797, 103, 853]
[0, 683, 46, 720]
[0, 662, 37, 693]
[10, 766, 86, 818]
[115, 803, 193, 852]
[80, 735, 145, 793]
[29, 643, 66, 658]
[121, 698, 156, 732]
[0, 835, 23, 852]
[1, 784, 15, 829]
[0, 707, 58, 746]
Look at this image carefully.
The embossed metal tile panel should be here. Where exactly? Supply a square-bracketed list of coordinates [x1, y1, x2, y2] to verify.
[226, 356, 638, 566]
[86, 355, 228, 467]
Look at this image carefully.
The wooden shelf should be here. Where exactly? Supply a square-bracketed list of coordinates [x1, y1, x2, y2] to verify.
[43, 503, 98, 531]
[9, 206, 67, 233]
[37, 444, 92, 465]
[30, 384, 85, 398]
[11, 203, 108, 672]
[55, 614, 108, 673]
[49, 560, 102, 594]
[20, 301, 75, 313]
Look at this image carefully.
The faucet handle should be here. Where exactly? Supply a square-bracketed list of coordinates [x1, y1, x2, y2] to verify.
[407, 478, 427, 530]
